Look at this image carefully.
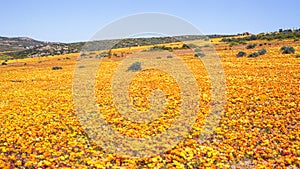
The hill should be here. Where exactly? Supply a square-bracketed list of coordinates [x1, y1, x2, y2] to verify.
[1, 28, 299, 60]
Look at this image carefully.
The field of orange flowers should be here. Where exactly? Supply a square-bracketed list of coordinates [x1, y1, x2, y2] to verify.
[0, 39, 299, 168]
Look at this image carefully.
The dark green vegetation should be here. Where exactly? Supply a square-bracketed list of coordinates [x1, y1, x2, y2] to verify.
[237, 49, 267, 58]
[221, 28, 300, 43]
[236, 51, 246, 57]
[258, 49, 267, 55]
[281, 46, 295, 54]
[246, 44, 257, 49]
[247, 52, 259, 58]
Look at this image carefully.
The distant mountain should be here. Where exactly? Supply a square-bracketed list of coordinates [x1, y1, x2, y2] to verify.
[0, 36, 81, 59]
[0, 36, 47, 52]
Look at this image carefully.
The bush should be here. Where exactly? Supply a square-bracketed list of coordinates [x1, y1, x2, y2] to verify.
[236, 51, 246, 57]
[248, 52, 259, 58]
[167, 55, 173, 58]
[194, 52, 205, 57]
[246, 44, 257, 49]
[258, 49, 267, 55]
[156, 57, 162, 59]
[1, 62, 7, 65]
[281, 46, 295, 54]
[127, 62, 142, 72]
[296, 54, 300, 58]
[52, 66, 62, 70]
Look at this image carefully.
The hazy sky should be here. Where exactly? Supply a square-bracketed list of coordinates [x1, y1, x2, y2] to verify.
[1, 0, 299, 42]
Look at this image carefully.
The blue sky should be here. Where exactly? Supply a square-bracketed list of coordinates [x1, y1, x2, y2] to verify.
[1, 0, 299, 42]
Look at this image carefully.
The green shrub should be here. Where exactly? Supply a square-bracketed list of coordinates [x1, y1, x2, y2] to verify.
[1, 62, 7, 65]
[236, 51, 246, 57]
[248, 52, 259, 58]
[156, 57, 162, 59]
[281, 46, 295, 54]
[246, 44, 257, 49]
[296, 54, 300, 58]
[167, 55, 173, 58]
[258, 49, 267, 55]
